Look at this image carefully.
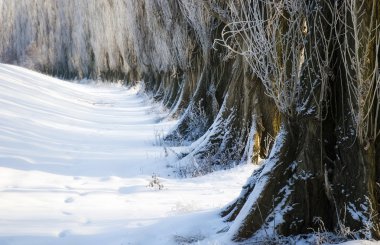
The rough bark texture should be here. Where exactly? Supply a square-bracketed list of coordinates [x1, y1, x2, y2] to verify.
[0, 0, 379, 242]
[220, 0, 380, 241]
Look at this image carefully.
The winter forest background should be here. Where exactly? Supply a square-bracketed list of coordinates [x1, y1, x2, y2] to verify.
[0, 0, 380, 244]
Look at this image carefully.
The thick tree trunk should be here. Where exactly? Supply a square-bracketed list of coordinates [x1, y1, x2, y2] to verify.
[165, 53, 219, 143]
[223, 118, 333, 240]
[181, 55, 279, 175]
[167, 72, 192, 118]
[329, 0, 380, 237]
[222, 0, 380, 240]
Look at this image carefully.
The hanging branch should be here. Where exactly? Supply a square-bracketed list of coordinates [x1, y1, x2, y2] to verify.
[337, 0, 380, 144]
[215, 0, 333, 120]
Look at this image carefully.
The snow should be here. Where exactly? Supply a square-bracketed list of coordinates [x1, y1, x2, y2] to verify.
[226, 126, 287, 239]
[0, 64, 256, 244]
[339, 241, 378, 245]
[0, 64, 375, 245]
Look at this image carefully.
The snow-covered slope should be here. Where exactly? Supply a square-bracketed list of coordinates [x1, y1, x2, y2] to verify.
[0, 64, 255, 244]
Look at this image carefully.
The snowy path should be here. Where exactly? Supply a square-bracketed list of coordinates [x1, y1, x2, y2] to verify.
[0, 64, 254, 245]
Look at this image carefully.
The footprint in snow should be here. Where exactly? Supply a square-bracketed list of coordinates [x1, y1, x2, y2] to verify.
[100, 176, 111, 182]
[83, 219, 92, 225]
[58, 229, 70, 238]
[65, 197, 74, 203]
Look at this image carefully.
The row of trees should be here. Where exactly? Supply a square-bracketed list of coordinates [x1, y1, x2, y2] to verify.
[0, 0, 379, 242]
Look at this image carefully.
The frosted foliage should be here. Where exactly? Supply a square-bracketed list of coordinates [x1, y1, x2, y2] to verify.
[172, 23, 194, 70]
[142, 0, 194, 72]
[179, 0, 212, 58]
[218, 0, 332, 119]
[0, 0, 121, 77]
[144, 1, 173, 71]
[338, 0, 380, 143]
[0, 0, 199, 78]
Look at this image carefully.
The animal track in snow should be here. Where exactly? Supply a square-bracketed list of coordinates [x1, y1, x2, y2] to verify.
[65, 197, 74, 203]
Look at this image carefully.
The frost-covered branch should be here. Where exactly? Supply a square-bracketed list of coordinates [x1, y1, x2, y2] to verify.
[216, 0, 334, 119]
[337, 0, 380, 144]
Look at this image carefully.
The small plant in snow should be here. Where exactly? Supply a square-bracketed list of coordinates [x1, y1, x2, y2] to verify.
[147, 173, 164, 190]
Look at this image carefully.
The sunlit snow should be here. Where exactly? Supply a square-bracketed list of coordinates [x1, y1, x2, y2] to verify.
[0, 64, 255, 244]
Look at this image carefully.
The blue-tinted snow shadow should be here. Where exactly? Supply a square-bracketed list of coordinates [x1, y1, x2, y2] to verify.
[0, 210, 226, 245]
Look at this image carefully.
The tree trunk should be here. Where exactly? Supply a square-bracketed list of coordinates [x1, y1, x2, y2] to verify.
[181, 55, 279, 175]
[223, 118, 334, 240]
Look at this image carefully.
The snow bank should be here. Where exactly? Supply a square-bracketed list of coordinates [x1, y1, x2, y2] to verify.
[0, 64, 255, 244]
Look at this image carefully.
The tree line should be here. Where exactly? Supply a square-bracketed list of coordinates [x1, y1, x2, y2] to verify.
[0, 0, 379, 241]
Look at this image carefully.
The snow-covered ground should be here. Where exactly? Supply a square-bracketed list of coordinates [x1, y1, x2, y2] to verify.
[0, 64, 256, 244]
